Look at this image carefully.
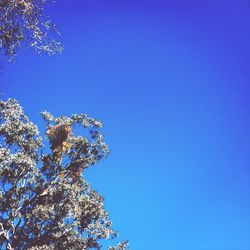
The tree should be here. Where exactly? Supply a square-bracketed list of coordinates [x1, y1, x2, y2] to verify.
[0, 0, 62, 60]
[0, 98, 128, 249]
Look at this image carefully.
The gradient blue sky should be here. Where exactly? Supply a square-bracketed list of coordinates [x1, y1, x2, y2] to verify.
[1, 0, 250, 249]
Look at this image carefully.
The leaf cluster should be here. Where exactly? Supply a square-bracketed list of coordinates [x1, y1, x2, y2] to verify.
[0, 0, 62, 60]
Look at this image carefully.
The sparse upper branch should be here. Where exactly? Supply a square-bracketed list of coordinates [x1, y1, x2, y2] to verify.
[0, 0, 62, 60]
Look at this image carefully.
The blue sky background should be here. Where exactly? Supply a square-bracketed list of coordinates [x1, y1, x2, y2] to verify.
[1, 0, 250, 249]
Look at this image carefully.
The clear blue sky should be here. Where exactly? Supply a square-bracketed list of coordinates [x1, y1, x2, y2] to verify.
[1, 0, 250, 249]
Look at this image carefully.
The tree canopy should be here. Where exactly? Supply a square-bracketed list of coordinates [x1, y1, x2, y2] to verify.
[0, 98, 128, 249]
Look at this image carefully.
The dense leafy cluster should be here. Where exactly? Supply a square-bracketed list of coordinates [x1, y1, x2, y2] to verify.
[0, 99, 128, 250]
[0, 0, 62, 59]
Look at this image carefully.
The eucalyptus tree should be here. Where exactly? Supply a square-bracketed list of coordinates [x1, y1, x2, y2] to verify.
[0, 98, 128, 249]
[0, 0, 62, 60]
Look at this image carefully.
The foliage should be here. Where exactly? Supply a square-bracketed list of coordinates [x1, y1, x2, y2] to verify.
[0, 0, 62, 60]
[0, 98, 128, 249]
